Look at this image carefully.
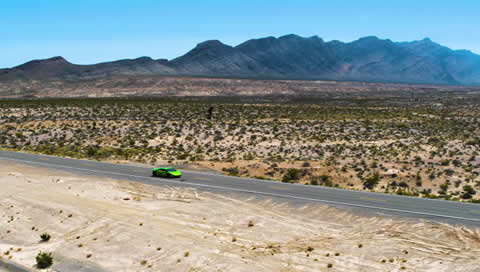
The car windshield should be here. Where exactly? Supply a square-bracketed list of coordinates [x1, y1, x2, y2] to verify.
[167, 168, 177, 172]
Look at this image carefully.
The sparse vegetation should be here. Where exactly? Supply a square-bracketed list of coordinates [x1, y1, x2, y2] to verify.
[0, 95, 478, 201]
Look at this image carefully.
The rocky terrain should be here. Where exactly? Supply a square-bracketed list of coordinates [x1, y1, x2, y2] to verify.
[1, 35, 480, 87]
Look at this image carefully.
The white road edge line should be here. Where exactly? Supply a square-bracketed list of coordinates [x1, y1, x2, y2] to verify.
[2, 156, 480, 223]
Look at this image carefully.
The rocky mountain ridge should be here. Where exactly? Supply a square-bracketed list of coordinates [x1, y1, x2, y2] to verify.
[1, 34, 479, 85]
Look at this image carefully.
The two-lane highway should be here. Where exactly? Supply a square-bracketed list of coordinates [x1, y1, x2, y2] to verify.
[1, 150, 480, 226]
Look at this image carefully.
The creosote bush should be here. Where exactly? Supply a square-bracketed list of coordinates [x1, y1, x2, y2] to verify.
[40, 233, 51, 242]
[364, 173, 380, 189]
[36, 251, 53, 269]
[282, 168, 302, 183]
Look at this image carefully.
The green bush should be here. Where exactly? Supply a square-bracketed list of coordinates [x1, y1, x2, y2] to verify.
[363, 173, 380, 189]
[320, 175, 333, 187]
[36, 251, 53, 269]
[464, 185, 476, 195]
[40, 233, 51, 242]
[462, 185, 476, 199]
[282, 168, 302, 183]
[440, 159, 450, 166]
[223, 167, 240, 176]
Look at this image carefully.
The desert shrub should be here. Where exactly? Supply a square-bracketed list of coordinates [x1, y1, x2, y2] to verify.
[282, 168, 302, 183]
[320, 175, 333, 187]
[85, 146, 98, 157]
[464, 185, 476, 194]
[40, 233, 51, 242]
[466, 138, 480, 146]
[396, 190, 419, 196]
[452, 159, 462, 167]
[243, 152, 256, 160]
[440, 159, 450, 166]
[363, 173, 380, 189]
[439, 182, 449, 194]
[415, 172, 422, 186]
[177, 153, 188, 160]
[462, 185, 476, 199]
[444, 169, 455, 176]
[223, 167, 240, 176]
[36, 252, 53, 269]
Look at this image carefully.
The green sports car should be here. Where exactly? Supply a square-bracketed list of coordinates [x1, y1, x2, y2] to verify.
[152, 167, 182, 178]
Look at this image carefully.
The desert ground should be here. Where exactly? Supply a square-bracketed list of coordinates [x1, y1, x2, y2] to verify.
[1, 75, 480, 99]
[1, 95, 479, 202]
[1, 162, 480, 272]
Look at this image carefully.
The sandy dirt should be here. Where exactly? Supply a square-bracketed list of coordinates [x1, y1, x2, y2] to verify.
[1, 162, 480, 272]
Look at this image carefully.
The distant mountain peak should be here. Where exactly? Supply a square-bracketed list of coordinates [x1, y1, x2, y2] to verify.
[135, 56, 154, 61]
[47, 56, 68, 62]
[20, 56, 69, 66]
[196, 40, 230, 49]
[357, 36, 381, 41]
[279, 34, 303, 40]
[14, 56, 71, 72]
[416, 37, 438, 46]
[2, 34, 480, 85]
[308, 35, 324, 42]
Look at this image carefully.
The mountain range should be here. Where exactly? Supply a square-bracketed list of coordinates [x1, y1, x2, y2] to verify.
[1, 34, 480, 85]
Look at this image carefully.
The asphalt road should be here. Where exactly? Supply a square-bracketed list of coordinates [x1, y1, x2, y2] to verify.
[2, 150, 480, 227]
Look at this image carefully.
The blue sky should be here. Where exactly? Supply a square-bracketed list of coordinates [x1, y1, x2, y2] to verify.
[1, 0, 478, 68]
